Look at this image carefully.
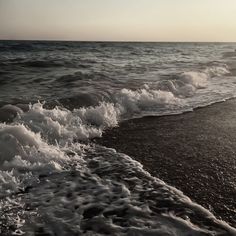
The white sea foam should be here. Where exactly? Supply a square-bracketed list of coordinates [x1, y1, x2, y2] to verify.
[0, 63, 234, 198]
[2, 146, 235, 235]
[75, 101, 120, 128]
[0, 122, 85, 198]
[0, 63, 233, 198]
[204, 64, 230, 77]
[0, 100, 236, 235]
[117, 86, 182, 115]
[179, 71, 208, 89]
[15, 102, 105, 143]
[0, 64, 236, 235]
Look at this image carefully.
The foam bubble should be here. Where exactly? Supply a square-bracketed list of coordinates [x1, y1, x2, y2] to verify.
[0, 123, 84, 197]
[6, 146, 235, 236]
[179, 71, 208, 89]
[15, 102, 105, 143]
[117, 86, 182, 114]
[74, 101, 120, 128]
[204, 64, 230, 77]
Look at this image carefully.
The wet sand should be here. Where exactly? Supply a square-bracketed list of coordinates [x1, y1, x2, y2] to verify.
[96, 99, 236, 227]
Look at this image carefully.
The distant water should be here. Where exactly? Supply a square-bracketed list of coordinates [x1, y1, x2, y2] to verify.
[1, 41, 236, 235]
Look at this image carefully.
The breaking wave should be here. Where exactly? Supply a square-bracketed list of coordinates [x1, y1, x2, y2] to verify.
[1, 41, 236, 235]
[1, 117, 236, 235]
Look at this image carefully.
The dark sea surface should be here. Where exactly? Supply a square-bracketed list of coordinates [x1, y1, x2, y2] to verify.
[1, 41, 236, 235]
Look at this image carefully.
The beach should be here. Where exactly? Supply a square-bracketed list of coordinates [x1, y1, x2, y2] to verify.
[97, 99, 236, 227]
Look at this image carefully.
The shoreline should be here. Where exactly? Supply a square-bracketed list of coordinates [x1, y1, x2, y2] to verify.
[96, 99, 236, 227]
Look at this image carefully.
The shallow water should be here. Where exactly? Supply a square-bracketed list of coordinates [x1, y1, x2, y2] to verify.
[1, 41, 236, 235]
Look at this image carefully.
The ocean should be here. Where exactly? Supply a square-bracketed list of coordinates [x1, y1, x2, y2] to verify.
[0, 41, 236, 235]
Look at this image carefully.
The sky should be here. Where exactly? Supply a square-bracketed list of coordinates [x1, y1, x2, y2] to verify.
[0, 0, 236, 42]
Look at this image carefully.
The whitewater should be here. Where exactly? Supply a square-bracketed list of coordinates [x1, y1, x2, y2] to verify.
[1, 41, 236, 235]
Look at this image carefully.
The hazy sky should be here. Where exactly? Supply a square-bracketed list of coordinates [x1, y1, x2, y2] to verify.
[0, 0, 236, 42]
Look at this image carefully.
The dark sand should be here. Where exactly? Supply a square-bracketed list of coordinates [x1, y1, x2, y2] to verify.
[96, 99, 236, 227]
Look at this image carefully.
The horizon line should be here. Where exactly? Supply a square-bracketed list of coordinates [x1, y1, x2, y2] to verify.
[0, 39, 236, 44]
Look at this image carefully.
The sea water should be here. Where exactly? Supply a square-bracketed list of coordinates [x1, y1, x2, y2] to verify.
[1, 41, 236, 235]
